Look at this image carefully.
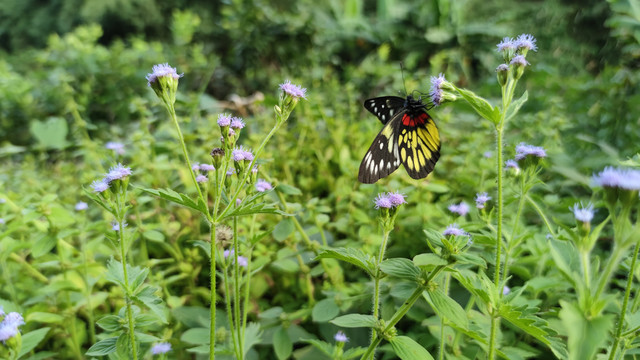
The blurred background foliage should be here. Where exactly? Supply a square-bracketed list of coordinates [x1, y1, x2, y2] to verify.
[1, 0, 639, 358]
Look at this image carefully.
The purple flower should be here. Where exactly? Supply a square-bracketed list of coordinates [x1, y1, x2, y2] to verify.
[443, 223, 465, 237]
[223, 249, 234, 258]
[279, 80, 307, 99]
[334, 331, 349, 343]
[75, 201, 88, 211]
[226, 169, 235, 176]
[510, 55, 529, 67]
[505, 159, 519, 170]
[515, 143, 546, 161]
[217, 114, 232, 127]
[232, 146, 247, 161]
[237, 256, 248, 268]
[112, 221, 128, 231]
[503, 285, 511, 295]
[374, 193, 393, 209]
[91, 179, 109, 193]
[105, 142, 125, 155]
[196, 174, 208, 183]
[388, 192, 407, 206]
[200, 164, 215, 172]
[255, 179, 273, 192]
[105, 163, 132, 182]
[429, 73, 446, 106]
[231, 117, 245, 129]
[242, 150, 254, 162]
[192, 163, 200, 171]
[0, 312, 24, 342]
[484, 151, 492, 158]
[251, 165, 259, 174]
[475, 192, 491, 209]
[236, 198, 242, 207]
[515, 34, 537, 52]
[448, 201, 470, 216]
[146, 63, 182, 87]
[592, 167, 640, 190]
[151, 342, 172, 355]
[229, 128, 236, 137]
[496, 37, 516, 52]
[572, 202, 594, 223]
[0, 218, 6, 225]
[496, 64, 509, 72]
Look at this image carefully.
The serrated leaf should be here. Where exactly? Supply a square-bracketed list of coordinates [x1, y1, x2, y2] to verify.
[85, 337, 118, 356]
[273, 326, 293, 360]
[243, 322, 262, 354]
[312, 298, 340, 322]
[423, 288, 469, 330]
[138, 187, 207, 214]
[453, 85, 500, 124]
[273, 218, 295, 242]
[504, 91, 528, 122]
[132, 286, 168, 323]
[330, 314, 377, 328]
[18, 327, 50, 357]
[316, 248, 375, 277]
[97, 315, 122, 332]
[413, 253, 448, 268]
[32, 234, 56, 258]
[380, 258, 421, 281]
[559, 300, 613, 360]
[389, 336, 434, 360]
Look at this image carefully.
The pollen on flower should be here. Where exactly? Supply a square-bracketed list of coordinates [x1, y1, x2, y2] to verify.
[429, 73, 446, 106]
[571, 202, 594, 223]
[279, 80, 307, 99]
[146, 63, 182, 87]
[475, 192, 491, 209]
[217, 114, 232, 127]
[448, 201, 470, 216]
[151, 342, 172, 355]
[334, 331, 349, 343]
[515, 33, 537, 52]
[443, 223, 465, 237]
[255, 179, 273, 192]
[105, 163, 132, 182]
[91, 179, 110, 193]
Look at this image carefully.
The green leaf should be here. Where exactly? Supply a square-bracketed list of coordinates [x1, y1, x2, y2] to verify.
[316, 248, 375, 277]
[143, 229, 165, 242]
[312, 298, 340, 322]
[138, 187, 207, 214]
[181, 327, 210, 345]
[389, 336, 434, 360]
[559, 300, 613, 360]
[330, 314, 377, 328]
[301, 339, 333, 356]
[379, 258, 421, 281]
[413, 253, 448, 268]
[18, 327, 50, 357]
[243, 322, 263, 354]
[26, 312, 64, 324]
[423, 288, 469, 330]
[30, 116, 69, 150]
[273, 218, 295, 242]
[452, 85, 500, 124]
[505, 91, 528, 122]
[96, 315, 122, 332]
[132, 286, 168, 323]
[273, 326, 293, 360]
[31, 234, 57, 258]
[277, 184, 302, 195]
[85, 337, 118, 356]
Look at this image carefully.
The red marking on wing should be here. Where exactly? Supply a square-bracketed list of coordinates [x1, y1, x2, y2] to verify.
[402, 113, 429, 127]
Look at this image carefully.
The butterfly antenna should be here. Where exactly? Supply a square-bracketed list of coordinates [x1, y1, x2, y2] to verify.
[400, 62, 408, 96]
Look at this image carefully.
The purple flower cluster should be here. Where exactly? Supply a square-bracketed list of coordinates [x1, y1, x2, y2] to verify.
[443, 223, 465, 237]
[90, 163, 133, 193]
[429, 73, 446, 106]
[334, 331, 349, 343]
[475, 192, 491, 209]
[196, 174, 208, 183]
[279, 80, 307, 99]
[223, 249, 248, 267]
[146, 63, 182, 87]
[448, 201, 470, 216]
[151, 342, 172, 355]
[231, 117, 245, 129]
[496, 34, 537, 53]
[592, 167, 640, 190]
[75, 201, 88, 211]
[0, 310, 24, 343]
[374, 192, 407, 209]
[232, 146, 254, 162]
[515, 143, 546, 161]
[112, 221, 128, 232]
[217, 114, 232, 127]
[255, 179, 273, 192]
[105, 141, 125, 155]
[505, 159, 520, 170]
[571, 202, 594, 223]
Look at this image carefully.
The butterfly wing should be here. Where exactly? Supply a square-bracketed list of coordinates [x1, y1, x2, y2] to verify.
[358, 111, 403, 184]
[363, 96, 406, 125]
[397, 110, 441, 179]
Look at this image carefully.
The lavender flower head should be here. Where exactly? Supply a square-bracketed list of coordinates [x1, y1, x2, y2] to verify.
[226, 169, 235, 177]
[146, 63, 182, 87]
[388, 192, 407, 206]
[515, 34, 537, 52]
[255, 179, 273, 192]
[192, 163, 201, 171]
[374, 193, 393, 209]
[196, 174, 208, 183]
[448, 201, 470, 216]
[112, 221, 128, 231]
[279, 80, 307, 99]
[503, 285, 511, 295]
[496, 64, 510, 72]
[515, 143, 546, 161]
[496, 37, 516, 52]
[75, 201, 88, 211]
[91, 179, 110, 193]
[592, 167, 640, 190]
[151, 342, 172, 355]
[217, 114, 232, 127]
[237, 256, 249, 268]
[105, 141, 125, 155]
[443, 223, 465, 237]
[484, 151, 493, 158]
[505, 159, 520, 170]
[200, 164, 215, 172]
[231, 117, 245, 129]
[105, 163, 132, 182]
[429, 73, 446, 106]
[242, 149, 255, 162]
[510, 55, 530, 67]
[475, 192, 491, 209]
[232, 146, 247, 161]
[572, 202, 594, 223]
[0, 312, 24, 342]
[0, 218, 5, 225]
[334, 331, 349, 343]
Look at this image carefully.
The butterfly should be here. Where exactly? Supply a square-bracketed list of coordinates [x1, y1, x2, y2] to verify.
[358, 95, 441, 184]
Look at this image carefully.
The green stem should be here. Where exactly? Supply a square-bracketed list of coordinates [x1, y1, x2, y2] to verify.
[439, 274, 451, 360]
[525, 195, 556, 238]
[503, 174, 526, 283]
[233, 216, 243, 359]
[608, 238, 640, 360]
[580, 248, 591, 290]
[210, 223, 217, 360]
[222, 266, 240, 359]
[118, 218, 138, 360]
[594, 243, 625, 300]
[370, 229, 392, 354]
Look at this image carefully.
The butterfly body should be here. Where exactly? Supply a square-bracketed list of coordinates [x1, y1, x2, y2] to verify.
[358, 95, 441, 184]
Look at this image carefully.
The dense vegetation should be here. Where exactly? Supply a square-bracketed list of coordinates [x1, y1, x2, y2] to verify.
[1, 0, 639, 359]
